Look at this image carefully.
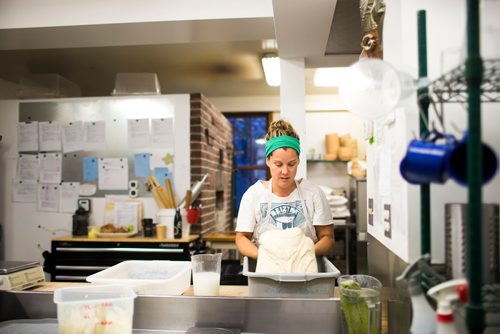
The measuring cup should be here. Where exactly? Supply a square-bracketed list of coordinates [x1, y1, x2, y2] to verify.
[191, 253, 222, 296]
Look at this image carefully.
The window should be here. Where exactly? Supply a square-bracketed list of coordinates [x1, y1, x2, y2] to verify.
[225, 113, 271, 217]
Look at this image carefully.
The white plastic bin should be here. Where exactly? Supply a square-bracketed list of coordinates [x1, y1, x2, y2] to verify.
[242, 256, 341, 298]
[86, 260, 192, 295]
[53, 284, 136, 334]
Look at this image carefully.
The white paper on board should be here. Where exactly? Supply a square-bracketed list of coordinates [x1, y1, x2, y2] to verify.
[128, 118, 150, 149]
[59, 182, 80, 213]
[39, 121, 61, 151]
[39, 153, 62, 184]
[98, 158, 129, 190]
[18, 122, 39, 152]
[84, 120, 107, 151]
[37, 183, 60, 212]
[12, 179, 37, 203]
[151, 118, 174, 148]
[62, 121, 83, 153]
[17, 154, 39, 181]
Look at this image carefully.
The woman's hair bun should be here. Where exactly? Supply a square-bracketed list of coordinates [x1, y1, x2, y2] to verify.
[266, 119, 299, 140]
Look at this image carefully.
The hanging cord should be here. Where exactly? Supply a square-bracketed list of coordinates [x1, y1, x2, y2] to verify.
[38, 224, 71, 236]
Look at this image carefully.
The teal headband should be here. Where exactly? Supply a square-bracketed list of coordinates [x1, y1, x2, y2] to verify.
[265, 136, 301, 157]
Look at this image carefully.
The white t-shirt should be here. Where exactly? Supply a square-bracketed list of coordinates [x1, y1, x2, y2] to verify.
[236, 179, 333, 244]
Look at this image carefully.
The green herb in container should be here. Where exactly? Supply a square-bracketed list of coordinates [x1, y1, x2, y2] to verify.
[338, 275, 382, 334]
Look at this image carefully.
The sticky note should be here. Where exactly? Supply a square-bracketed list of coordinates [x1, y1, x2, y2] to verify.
[134, 153, 151, 177]
[83, 156, 99, 181]
[154, 167, 174, 191]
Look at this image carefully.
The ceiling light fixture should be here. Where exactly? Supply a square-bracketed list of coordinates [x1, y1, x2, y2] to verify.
[261, 53, 281, 87]
[314, 67, 350, 87]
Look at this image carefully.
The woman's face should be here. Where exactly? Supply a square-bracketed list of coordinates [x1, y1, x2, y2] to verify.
[266, 148, 299, 190]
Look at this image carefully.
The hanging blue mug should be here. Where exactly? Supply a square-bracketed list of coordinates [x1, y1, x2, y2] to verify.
[446, 132, 498, 186]
[400, 131, 457, 184]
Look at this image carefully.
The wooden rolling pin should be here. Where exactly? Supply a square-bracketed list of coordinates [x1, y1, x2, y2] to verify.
[166, 178, 176, 208]
[148, 176, 168, 208]
[184, 190, 192, 209]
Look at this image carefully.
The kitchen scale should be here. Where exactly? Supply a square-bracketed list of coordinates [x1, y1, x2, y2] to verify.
[0, 261, 45, 291]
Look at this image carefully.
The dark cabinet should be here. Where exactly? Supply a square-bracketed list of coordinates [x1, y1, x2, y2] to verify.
[47, 236, 199, 281]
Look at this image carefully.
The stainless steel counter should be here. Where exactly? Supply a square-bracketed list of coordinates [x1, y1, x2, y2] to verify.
[0, 319, 243, 334]
[0, 289, 341, 334]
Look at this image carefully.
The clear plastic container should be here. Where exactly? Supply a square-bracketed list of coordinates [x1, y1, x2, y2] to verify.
[86, 260, 192, 295]
[338, 275, 382, 334]
[191, 253, 222, 296]
[19, 74, 81, 98]
[242, 256, 341, 298]
[53, 284, 136, 334]
[111, 73, 161, 95]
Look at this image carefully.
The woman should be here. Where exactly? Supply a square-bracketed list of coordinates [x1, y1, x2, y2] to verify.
[235, 119, 334, 260]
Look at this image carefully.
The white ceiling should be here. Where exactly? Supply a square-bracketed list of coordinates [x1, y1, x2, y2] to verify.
[0, 0, 361, 99]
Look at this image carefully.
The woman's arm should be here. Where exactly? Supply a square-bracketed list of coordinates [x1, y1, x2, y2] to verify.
[314, 224, 334, 256]
[235, 232, 259, 259]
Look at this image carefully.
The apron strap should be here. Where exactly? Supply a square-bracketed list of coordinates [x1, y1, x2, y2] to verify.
[295, 179, 312, 224]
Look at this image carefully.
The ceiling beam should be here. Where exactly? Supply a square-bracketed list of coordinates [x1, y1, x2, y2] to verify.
[272, 0, 337, 59]
[0, 0, 273, 29]
[0, 0, 275, 50]
[0, 18, 275, 50]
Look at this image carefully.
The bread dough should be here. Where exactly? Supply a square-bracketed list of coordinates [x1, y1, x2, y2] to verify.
[256, 228, 318, 273]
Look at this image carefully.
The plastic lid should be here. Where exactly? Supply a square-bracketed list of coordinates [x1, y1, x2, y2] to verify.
[54, 284, 136, 304]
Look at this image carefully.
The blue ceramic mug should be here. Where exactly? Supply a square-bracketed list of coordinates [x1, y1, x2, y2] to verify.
[400, 131, 457, 184]
[446, 132, 498, 186]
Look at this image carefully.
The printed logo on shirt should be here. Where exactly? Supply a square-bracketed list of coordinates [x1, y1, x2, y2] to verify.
[261, 201, 306, 230]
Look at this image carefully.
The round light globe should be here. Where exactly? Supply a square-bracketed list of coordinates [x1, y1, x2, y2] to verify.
[339, 59, 402, 120]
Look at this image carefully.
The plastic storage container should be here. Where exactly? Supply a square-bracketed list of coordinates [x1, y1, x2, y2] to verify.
[86, 260, 191, 295]
[242, 256, 341, 298]
[53, 284, 136, 334]
[111, 72, 161, 95]
[19, 74, 81, 98]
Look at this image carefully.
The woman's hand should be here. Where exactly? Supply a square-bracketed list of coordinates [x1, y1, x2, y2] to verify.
[314, 225, 334, 256]
[235, 232, 259, 259]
